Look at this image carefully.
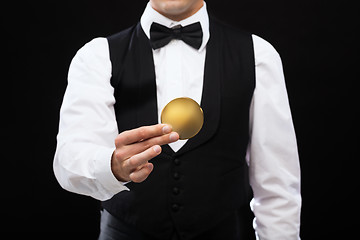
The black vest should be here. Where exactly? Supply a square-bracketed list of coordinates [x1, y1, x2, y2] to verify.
[102, 17, 255, 240]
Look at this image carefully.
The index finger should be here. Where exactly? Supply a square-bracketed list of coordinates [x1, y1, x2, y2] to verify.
[116, 124, 172, 146]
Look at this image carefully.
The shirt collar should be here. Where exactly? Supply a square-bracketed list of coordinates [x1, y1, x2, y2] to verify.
[140, 1, 210, 52]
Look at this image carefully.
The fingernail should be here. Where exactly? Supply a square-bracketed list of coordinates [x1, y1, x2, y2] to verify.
[147, 163, 154, 171]
[169, 132, 179, 142]
[153, 145, 161, 154]
[162, 125, 171, 134]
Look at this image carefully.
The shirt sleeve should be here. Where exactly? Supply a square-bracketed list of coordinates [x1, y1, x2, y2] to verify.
[53, 38, 129, 201]
[248, 34, 302, 239]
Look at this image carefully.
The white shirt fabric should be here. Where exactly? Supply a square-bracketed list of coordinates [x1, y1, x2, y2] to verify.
[53, 2, 301, 239]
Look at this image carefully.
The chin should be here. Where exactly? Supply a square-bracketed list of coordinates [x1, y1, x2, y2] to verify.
[151, 0, 202, 20]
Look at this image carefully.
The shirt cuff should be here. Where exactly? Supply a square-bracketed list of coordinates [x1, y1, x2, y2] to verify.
[94, 146, 129, 196]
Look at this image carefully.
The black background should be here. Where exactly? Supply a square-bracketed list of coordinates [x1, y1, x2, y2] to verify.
[4, 0, 358, 238]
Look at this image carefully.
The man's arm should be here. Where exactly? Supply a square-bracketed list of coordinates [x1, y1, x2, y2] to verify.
[53, 38, 178, 201]
[248, 35, 302, 239]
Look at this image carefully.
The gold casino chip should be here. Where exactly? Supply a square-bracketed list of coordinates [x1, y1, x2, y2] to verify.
[161, 97, 204, 140]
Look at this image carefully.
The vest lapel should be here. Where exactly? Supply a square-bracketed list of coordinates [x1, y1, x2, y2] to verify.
[135, 24, 159, 128]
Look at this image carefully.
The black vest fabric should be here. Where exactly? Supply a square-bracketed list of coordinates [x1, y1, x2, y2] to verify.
[102, 17, 255, 240]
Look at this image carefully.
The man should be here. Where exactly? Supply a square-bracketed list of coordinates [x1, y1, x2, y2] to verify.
[53, 0, 301, 239]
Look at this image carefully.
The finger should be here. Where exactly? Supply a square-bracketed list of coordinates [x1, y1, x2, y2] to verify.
[137, 132, 179, 152]
[126, 145, 162, 171]
[122, 132, 179, 160]
[116, 124, 172, 146]
[129, 163, 154, 183]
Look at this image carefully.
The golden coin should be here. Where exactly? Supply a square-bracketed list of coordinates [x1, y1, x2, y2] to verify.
[161, 97, 204, 140]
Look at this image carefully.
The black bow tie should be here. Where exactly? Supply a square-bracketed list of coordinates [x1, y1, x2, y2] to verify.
[150, 22, 203, 50]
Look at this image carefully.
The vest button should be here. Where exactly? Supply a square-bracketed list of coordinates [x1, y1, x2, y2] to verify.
[172, 203, 180, 212]
[172, 187, 180, 195]
[174, 158, 181, 165]
[173, 172, 180, 180]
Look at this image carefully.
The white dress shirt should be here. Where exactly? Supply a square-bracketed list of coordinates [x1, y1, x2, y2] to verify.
[53, 2, 301, 239]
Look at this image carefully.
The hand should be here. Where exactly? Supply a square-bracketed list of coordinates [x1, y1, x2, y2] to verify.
[111, 124, 179, 183]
